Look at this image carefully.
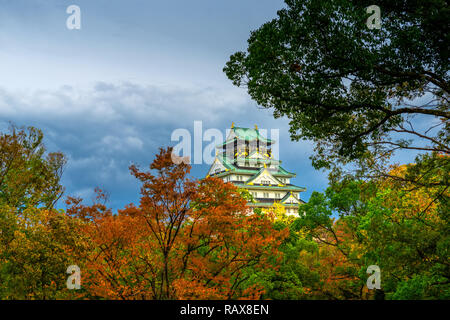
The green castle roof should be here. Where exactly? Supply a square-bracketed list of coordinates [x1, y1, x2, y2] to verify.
[215, 155, 296, 177]
[245, 167, 284, 185]
[239, 184, 306, 192]
[233, 127, 273, 143]
[280, 191, 300, 202]
[217, 126, 274, 147]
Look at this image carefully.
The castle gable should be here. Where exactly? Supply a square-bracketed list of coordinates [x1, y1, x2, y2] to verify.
[246, 168, 283, 186]
[281, 192, 301, 204]
[207, 158, 227, 176]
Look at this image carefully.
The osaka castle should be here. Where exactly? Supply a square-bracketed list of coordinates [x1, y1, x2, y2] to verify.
[206, 124, 306, 215]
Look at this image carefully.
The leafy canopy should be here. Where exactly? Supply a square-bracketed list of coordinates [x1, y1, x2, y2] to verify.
[224, 0, 449, 171]
[0, 124, 66, 211]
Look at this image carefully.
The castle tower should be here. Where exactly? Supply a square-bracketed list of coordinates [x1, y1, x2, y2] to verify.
[206, 124, 306, 215]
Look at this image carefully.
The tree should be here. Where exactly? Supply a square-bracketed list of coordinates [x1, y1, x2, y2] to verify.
[296, 163, 449, 299]
[0, 205, 87, 299]
[224, 0, 449, 179]
[249, 203, 322, 300]
[0, 124, 66, 211]
[67, 147, 288, 299]
[294, 186, 368, 299]
[225, 0, 449, 298]
[0, 124, 76, 299]
[361, 164, 449, 299]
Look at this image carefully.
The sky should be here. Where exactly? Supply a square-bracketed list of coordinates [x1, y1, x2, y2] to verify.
[0, 0, 331, 210]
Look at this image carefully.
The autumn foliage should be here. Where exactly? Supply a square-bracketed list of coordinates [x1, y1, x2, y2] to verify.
[65, 148, 288, 299]
[1, 126, 448, 300]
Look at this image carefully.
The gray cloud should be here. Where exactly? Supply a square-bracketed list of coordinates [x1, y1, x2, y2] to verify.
[1, 81, 322, 210]
[0, 81, 327, 211]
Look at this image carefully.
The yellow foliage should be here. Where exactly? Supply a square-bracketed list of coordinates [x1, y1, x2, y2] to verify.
[262, 202, 295, 225]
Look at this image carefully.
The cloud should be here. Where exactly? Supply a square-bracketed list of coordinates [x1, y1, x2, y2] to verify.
[101, 135, 144, 152]
[0, 1, 325, 212]
[0, 81, 328, 211]
[0, 82, 250, 126]
[0, 81, 263, 209]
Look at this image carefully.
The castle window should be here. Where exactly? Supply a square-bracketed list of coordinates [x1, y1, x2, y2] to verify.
[261, 180, 270, 185]
[263, 192, 269, 198]
[275, 193, 281, 199]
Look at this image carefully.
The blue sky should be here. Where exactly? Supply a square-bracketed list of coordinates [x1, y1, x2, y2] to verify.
[0, 0, 386, 210]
